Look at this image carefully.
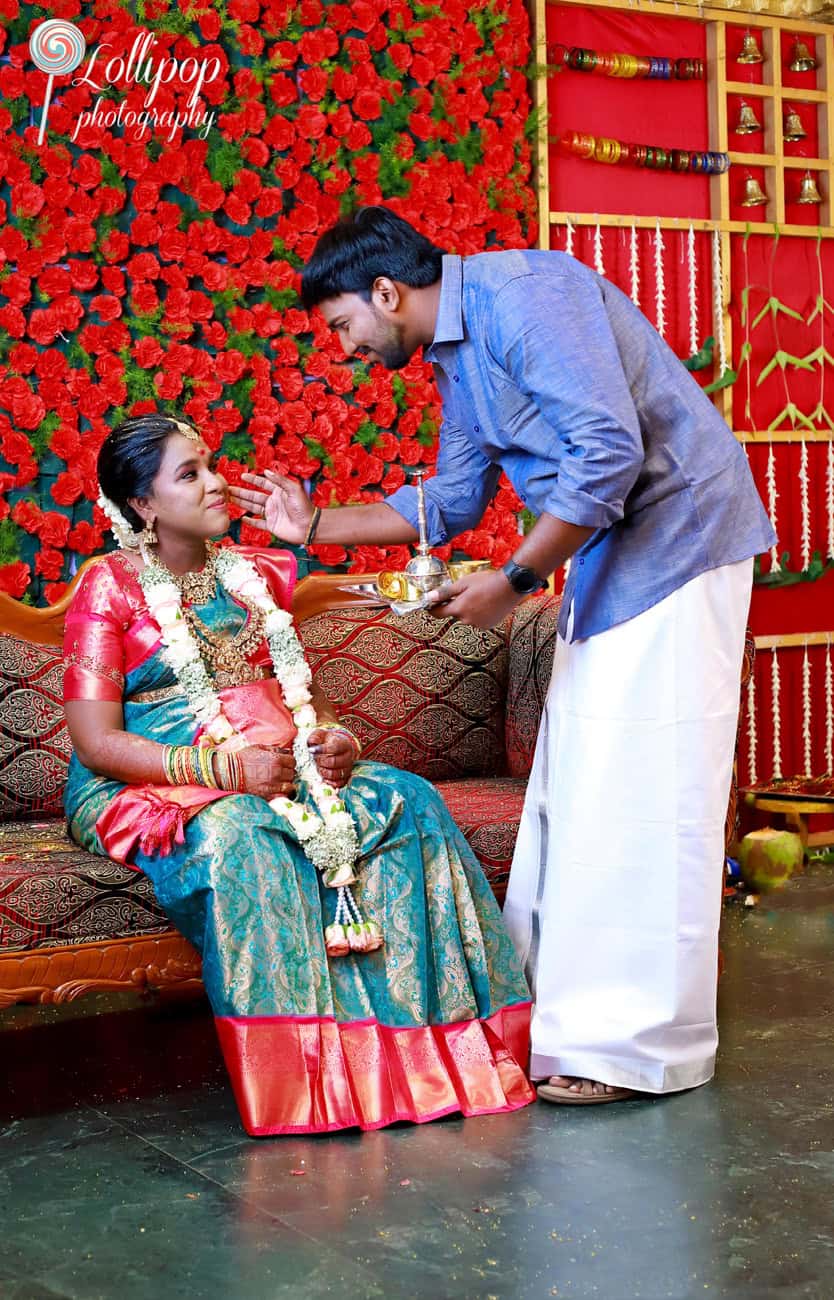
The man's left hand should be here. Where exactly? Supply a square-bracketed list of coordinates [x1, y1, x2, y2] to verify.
[424, 569, 522, 629]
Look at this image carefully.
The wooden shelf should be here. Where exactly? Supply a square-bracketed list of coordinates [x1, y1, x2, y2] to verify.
[536, 0, 834, 438]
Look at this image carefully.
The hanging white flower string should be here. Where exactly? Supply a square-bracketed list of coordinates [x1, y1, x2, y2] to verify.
[771, 647, 783, 781]
[825, 636, 833, 775]
[799, 439, 811, 572]
[687, 223, 698, 358]
[564, 215, 575, 258]
[711, 228, 728, 378]
[629, 223, 640, 307]
[802, 643, 813, 777]
[746, 665, 758, 786]
[766, 442, 781, 572]
[593, 219, 605, 277]
[827, 439, 834, 561]
[654, 219, 666, 338]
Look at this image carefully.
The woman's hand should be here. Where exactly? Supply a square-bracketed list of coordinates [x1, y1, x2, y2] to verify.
[308, 727, 358, 789]
[227, 470, 313, 544]
[238, 745, 297, 800]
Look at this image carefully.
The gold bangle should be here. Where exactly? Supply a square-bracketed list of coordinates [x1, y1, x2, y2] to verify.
[304, 506, 322, 548]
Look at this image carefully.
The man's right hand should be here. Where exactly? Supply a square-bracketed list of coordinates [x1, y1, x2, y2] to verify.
[228, 471, 313, 544]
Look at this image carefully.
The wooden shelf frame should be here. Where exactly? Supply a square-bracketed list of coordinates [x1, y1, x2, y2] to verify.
[534, 0, 834, 442]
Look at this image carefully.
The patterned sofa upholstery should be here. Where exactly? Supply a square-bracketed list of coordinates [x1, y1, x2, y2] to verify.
[0, 572, 559, 1008]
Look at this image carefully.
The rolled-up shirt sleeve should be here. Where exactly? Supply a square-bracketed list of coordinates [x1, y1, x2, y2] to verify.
[491, 274, 644, 529]
[386, 414, 501, 544]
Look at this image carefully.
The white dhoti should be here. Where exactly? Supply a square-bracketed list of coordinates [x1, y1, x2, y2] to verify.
[503, 559, 754, 1094]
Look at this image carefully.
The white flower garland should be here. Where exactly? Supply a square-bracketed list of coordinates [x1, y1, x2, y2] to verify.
[593, 220, 605, 277]
[654, 219, 666, 339]
[564, 216, 575, 258]
[711, 228, 728, 377]
[137, 544, 380, 955]
[97, 492, 140, 551]
[687, 224, 699, 359]
[802, 644, 813, 777]
[766, 442, 781, 573]
[799, 439, 811, 572]
[825, 638, 833, 776]
[771, 647, 783, 781]
[629, 223, 640, 308]
[746, 667, 758, 787]
[827, 439, 834, 562]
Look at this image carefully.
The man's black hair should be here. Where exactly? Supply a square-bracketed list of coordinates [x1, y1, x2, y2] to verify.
[301, 206, 445, 310]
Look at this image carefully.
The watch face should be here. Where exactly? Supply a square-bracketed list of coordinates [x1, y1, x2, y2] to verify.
[516, 569, 540, 593]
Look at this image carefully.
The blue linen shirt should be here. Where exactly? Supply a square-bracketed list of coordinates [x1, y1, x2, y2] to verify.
[386, 250, 775, 640]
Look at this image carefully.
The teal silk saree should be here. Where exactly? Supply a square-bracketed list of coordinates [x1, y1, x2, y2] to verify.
[63, 548, 534, 1135]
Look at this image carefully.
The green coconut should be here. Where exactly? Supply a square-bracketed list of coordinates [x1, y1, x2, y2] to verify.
[737, 827, 804, 892]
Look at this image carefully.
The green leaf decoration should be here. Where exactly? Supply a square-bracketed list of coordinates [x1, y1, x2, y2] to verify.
[767, 402, 817, 432]
[703, 368, 738, 394]
[756, 351, 817, 387]
[751, 296, 805, 330]
[806, 293, 834, 326]
[683, 337, 714, 371]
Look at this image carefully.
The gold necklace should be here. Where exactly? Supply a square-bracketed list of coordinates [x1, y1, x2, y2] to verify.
[183, 596, 267, 687]
[162, 543, 219, 606]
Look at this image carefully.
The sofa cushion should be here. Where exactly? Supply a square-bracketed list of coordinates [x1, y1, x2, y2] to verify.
[301, 604, 509, 780]
[436, 776, 528, 906]
[0, 635, 73, 822]
[0, 820, 171, 954]
[504, 595, 560, 778]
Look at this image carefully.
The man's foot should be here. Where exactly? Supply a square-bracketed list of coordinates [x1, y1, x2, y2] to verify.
[536, 1075, 639, 1105]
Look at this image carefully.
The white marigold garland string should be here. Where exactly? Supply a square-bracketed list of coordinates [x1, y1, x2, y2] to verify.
[629, 223, 640, 307]
[135, 542, 381, 958]
[825, 637, 833, 775]
[711, 228, 728, 378]
[802, 644, 813, 777]
[766, 442, 781, 572]
[771, 647, 783, 781]
[746, 667, 758, 786]
[687, 223, 698, 358]
[654, 219, 666, 338]
[593, 219, 605, 277]
[799, 439, 811, 572]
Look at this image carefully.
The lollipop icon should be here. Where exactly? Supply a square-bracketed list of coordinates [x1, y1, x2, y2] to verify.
[29, 19, 87, 145]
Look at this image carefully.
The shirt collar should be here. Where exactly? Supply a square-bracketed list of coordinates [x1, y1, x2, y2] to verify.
[427, 254, 464, 355]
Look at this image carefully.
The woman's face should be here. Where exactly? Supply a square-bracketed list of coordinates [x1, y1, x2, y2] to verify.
[134, 432, 230, 542]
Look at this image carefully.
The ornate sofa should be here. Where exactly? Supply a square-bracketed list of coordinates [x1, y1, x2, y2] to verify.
[0, 570, 560, 1008]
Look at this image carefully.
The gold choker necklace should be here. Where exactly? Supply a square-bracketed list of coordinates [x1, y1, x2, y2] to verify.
[162, 543, 218, 606]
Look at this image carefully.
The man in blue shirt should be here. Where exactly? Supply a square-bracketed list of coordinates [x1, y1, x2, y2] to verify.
[232, 206, 774, 1106]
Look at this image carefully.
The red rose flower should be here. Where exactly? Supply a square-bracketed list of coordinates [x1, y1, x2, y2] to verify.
[0, 562, 30, 598]
[35, 548, 65, 581]
[50, 470, 85, 507]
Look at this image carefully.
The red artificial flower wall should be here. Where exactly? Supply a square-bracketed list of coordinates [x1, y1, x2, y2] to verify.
[0, 0, 537, 601]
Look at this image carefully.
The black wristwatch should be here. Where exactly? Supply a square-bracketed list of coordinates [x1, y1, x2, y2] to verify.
[502, 558, 548, 595]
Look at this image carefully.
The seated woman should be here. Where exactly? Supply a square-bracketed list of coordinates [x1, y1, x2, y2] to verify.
[63, 413, 534, 1136]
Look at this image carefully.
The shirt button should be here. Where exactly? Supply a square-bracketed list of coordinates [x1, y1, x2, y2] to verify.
[474, 424, 480, 433]
[453, 374, 460, 382]
[579, 558, 585, 566]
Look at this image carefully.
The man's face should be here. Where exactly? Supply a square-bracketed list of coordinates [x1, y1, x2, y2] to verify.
[320, 292, 414, 370]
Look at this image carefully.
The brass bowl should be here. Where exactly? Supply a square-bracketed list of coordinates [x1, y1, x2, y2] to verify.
[376, 570, 423, 602]
[447, 560, 493, 581]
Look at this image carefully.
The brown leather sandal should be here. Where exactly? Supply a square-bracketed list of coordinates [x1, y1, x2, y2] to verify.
[536, 1079, 640, 1105]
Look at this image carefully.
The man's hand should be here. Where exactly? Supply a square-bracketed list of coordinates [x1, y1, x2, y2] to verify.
[424, 569, 523, 629]
[228, 471, 313, 544]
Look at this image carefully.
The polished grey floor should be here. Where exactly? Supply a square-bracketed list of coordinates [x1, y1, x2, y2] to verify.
[2, 863, 833, 1299]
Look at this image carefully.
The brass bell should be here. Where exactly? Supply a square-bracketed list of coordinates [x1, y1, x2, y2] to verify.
[737, 30, 764, 65]
[797, 170, 823, 205]
[789, 39, 816, 73]
[783, 106, 806, 142]
[740, 174, 768, 207]
[735, 101, 762, 134]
